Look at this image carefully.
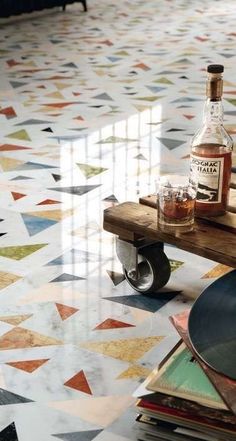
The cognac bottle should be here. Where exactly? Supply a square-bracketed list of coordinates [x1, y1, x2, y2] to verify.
[190, 64, 233, 217]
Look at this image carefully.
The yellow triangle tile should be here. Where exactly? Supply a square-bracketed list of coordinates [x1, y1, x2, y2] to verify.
[201, 264, 232, 279]
[0, 271, 21, 290]
[49, 395, 134, 427]
[80, 336, 164, 362]
[7, 129, 31, 141]
[0, 314, 32, 326]
[117, 364, 151, 379]
[54, 82, 72, 90]
[27, 209, 73, 221]
[0, 327, 62, 350]
[134, 104, 151, 112]
[46, 91, 65, 100]
[0, 157, 25, 172]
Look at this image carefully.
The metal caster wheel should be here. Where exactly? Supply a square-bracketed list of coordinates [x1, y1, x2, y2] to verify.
[123, 245, 171, 294]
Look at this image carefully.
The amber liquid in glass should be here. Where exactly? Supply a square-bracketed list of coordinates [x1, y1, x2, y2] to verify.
[191, 143, 232, 217]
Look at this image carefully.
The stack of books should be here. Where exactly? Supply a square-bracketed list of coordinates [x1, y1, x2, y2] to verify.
[134, 310, 236, 441]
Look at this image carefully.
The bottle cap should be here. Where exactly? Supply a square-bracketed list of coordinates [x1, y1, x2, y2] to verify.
[207, 64, 224, 74]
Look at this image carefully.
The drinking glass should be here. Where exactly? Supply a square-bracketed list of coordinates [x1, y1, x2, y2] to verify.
[157, 174, 196, 232]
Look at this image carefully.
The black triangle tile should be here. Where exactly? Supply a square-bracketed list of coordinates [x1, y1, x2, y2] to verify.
[52, 429, 103, 441]
[0, 422, 18, 441]
[52, 173, 62, 182]
[107, 270, 125, 286]
[42, 127, 54, 132]
[0, 388, 33, 405]
[0, 233, 7, 237]
[103, 290, 181, 312]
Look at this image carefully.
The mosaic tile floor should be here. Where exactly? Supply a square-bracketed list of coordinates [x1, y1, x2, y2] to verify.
[0, 0, 235, 439]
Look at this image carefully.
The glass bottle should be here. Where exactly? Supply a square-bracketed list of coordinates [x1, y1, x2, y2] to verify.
[190, 64, 233, 217]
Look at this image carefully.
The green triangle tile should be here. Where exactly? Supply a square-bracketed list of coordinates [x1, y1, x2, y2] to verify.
[226, 99, 236, 106]
[0, 244, 47, 260]
[96, 136, 137, 144]
[169, 259, 184, 272]
[133, 96, 164, 102]
[153, 77, 174, 84]
[156, 137, 185, 150]
[93, 93, 113, 101]
[77, 163, 107, 178]
[7, 129, 31, 141]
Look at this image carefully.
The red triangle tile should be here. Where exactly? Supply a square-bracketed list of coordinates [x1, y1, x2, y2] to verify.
[0, 107, 17, 118]
[37, 199, 61, 205]
[183, 114, 195, 120]
[11, 192, 26, 201]
[93, 318, 135, 330]
[7, 59, 21, 67]
[0, 144, 30, 151]
[64, 370, 92, 394]
[42, 102, 75, 108]
[6, 358, 49, 373]
[73, 116, 84, 121]
[55, 303, 79, 320]
[181, 154, 190, 159]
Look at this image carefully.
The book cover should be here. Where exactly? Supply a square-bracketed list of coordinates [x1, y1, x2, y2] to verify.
[170, 310, 236, 415]
[135, 413, 219, 441]
[146, 342, 225, 410]
[136, 399, 236, 440]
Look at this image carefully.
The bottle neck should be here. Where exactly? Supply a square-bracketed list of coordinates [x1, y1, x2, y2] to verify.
[203, 98, 224, 125]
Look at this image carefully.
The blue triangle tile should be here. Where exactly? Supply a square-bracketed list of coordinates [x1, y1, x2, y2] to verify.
[15, 162, 57, 170]
[0, 388, 33, 405]
[48, 185, 101, 195]
[52, 429, 103, 441]
[0, 423, 18, 441]
[107, 56, 122, 62]
[103, 290, 181, 313]
[46, 249, 103, 266]
[156, 137, 185, 150]
[50, 273, 85, 282]
[22, 214, 57, 236]
[10, 81, 28, 88]
[10, 176, 33, 180]
[146, 86, 166, 93]
[93, 93, 113, 101]
[15, 119, 52, 126]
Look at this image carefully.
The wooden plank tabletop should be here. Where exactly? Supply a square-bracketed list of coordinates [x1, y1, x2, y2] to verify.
[103, 202, 236, 267]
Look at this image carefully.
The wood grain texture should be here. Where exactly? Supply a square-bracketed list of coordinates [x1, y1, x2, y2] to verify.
[103, 202, 236, 267]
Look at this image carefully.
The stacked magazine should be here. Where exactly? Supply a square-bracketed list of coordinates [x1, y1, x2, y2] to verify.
[134, 310, 236, 441]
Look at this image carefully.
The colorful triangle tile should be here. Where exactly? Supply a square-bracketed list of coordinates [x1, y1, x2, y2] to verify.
[117, 364, 151, 379]
[80, 336, 164, 362]
[37, 199, 61, 205]
[0, 244, 47, 260]
[0, 157, 25, 172]
[0, 106, 17, 119]
[0, 389, 33, 405]
[103, 291, 180, 313]
[6, 129, 31, 141]
[0, 144, 30, 151]
[55, 303, 79, 320]
[201, 264, 232, 279]
[11, 192, 26, 201]
[0, 422, 19, 440]
[0, 272, 21, 290]
[77, 163, 108, 178]
[6, 358, 49, 373]
[93, 318, 135, 330]
[50, 273, 85, 283]
[21, 214, 57, 236]
[48, 185, 101, 195]
[15, 161, 57, 170]
[106, 270, 125, 286]
[64, 370, 92, 394]
[52, 429, 103, 441]
[0, 314, 32, 326]
[0, 327, 62, 350]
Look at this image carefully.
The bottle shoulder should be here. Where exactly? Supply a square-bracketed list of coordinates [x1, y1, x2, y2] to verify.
[191, 124, 233, 151]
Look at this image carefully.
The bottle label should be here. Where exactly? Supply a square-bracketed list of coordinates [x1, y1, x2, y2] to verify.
[190, 155, 224, 203]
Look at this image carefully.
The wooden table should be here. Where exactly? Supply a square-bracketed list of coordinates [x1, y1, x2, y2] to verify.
[103, 188, 236, 294]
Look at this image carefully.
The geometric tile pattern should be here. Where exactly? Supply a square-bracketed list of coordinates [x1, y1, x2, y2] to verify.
[0, 0, 235, 438]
